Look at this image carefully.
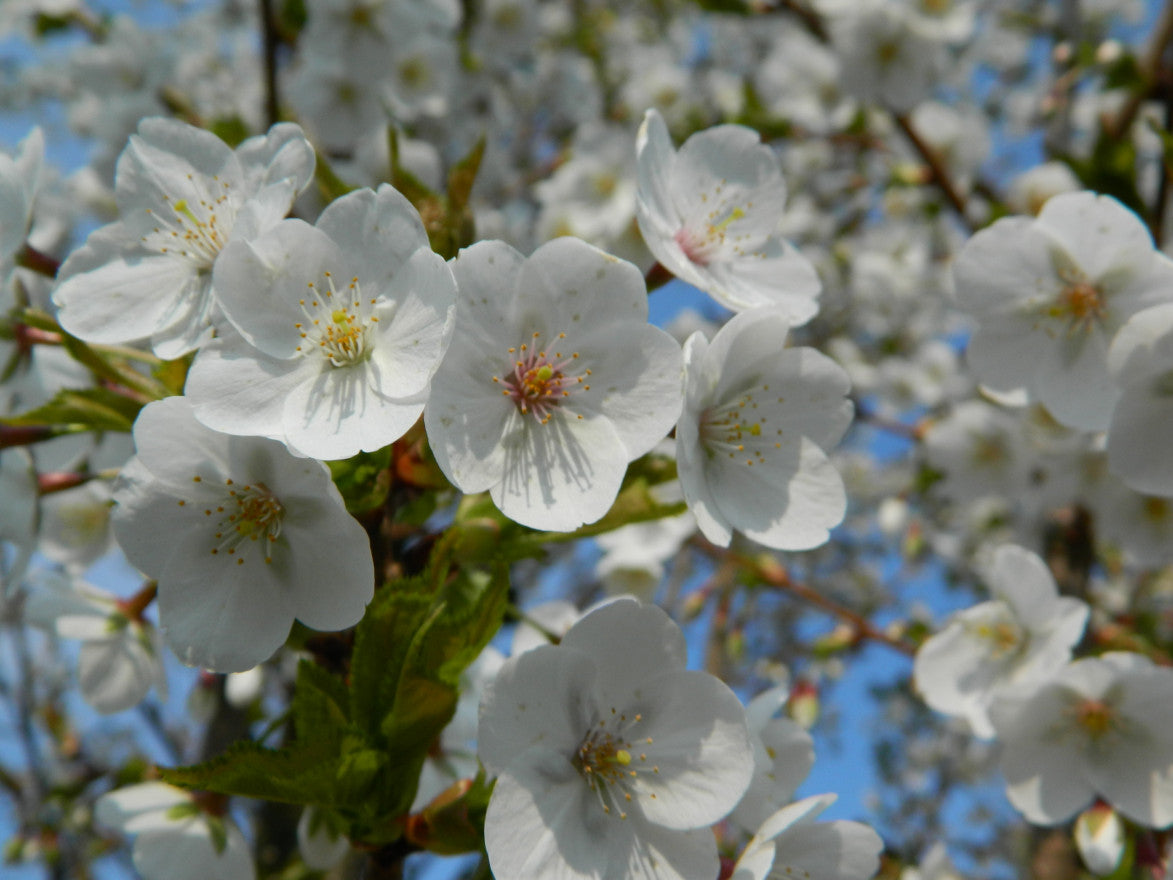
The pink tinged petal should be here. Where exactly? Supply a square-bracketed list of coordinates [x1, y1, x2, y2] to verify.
[477, 645, 598, 775]
[157, 527, 294, 672]
[316, 184, 429, 288]
[621, 669, 753, 829]
[492, 410, 629, 531]
[186, 334, 305, 440]
[561, 599, 688, 684]
[951, 217, 1059, 317]
[133, 820, 255, 880]
[991, 684, 1095, 825]
[53, 254, 203, 348]
[78, 635, 158, 714]
[212, 220, 342, 357]
[1036, 192, 1156, 283]
[1107, 388, 1173, 495]
[1031, 325, 1116, 430]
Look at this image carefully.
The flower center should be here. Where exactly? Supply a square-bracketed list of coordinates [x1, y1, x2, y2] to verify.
[143, 186, 234, 269]
[494, 331, 590, 424]
[294, 272, 381, 367]
[674, 206, 748, 267]
[971, 612, 1024, 659]
[186, 476, 285, 566]
[575, 709, 658, 820]
[699, 384, 784, 467]
[1048, 266, 1106, 334]
[1074, 699, 1117, 740]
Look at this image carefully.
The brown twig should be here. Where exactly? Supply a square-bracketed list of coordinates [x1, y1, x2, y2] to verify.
[692, 537, 917, 657]
[1104, 0, 1173, 142]
[893, 113, 973, 230]
[258, 0, 281, 127]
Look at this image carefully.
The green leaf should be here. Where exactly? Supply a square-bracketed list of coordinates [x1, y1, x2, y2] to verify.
[208, 116, 251, 148]
[1, 387, 143, 433]
[328, 447, 393, 513]
[293, 659, 350, 749]
[348, 577, 437, 738]
[1065, 132, 1146, 217]
[407, 771, 495, 855]
[159, 739, 346, 806]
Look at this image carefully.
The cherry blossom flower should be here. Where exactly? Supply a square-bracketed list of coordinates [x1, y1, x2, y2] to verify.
[425, 237, 683, 531]
[53, 117, 314, 358]
[635, 109, 822, 321]
[730, 794, 883, 880]
[477, 597, 753, 880]
[990, 652, 1173, 827]
[953, 191, 1173, 430]
[676, 308, 853, 551]
[913, 543, 1088, 738]
[0, 126, 43, 279]
[111, 397, 373, 672]
[23, 569, 166, 714]
[1105, 302, 1173, 496]
[185, 184, 456, 460]
[728, 684, 815, 835]
[95, 781, 254, 880]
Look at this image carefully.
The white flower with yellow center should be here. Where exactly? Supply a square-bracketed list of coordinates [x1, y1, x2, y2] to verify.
[676, 308, 853, 551]
[990, 652, 1173, 828]
[112, 397, 373, 672]
[635, 109, 822, 322]
[53, 117, 314, 358]
[953, 191, 1173, 431]
[913, 543, 1088, 739]
[478, 598, 753, 880]
[185, 184, 456, 460]
[424, 237, 683, 531]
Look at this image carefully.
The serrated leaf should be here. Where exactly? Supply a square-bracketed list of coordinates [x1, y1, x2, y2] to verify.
[159, 740, 345, 806]
[293, 659, 350, 749]
[348, 578, 436, 738]
[1, 387, 142, 433]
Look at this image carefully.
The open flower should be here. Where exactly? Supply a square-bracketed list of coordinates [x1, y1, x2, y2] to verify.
[95, 782, 254, 880]
[676, 308, 853, 550]
[185, 184, 456, 460]
[425, 237, 683, 531]
[635, 109, 821, 321]
[111, 397, 373, 672]
[731, 794, 883, 880]
[53, 117, 314, 358]
[990, 652, 1173, 828]
[913, 543, 1088, 738]
[477, 597, 753, 880]
[23, 569, 166, 714]
[952, 191, 1173, 430]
